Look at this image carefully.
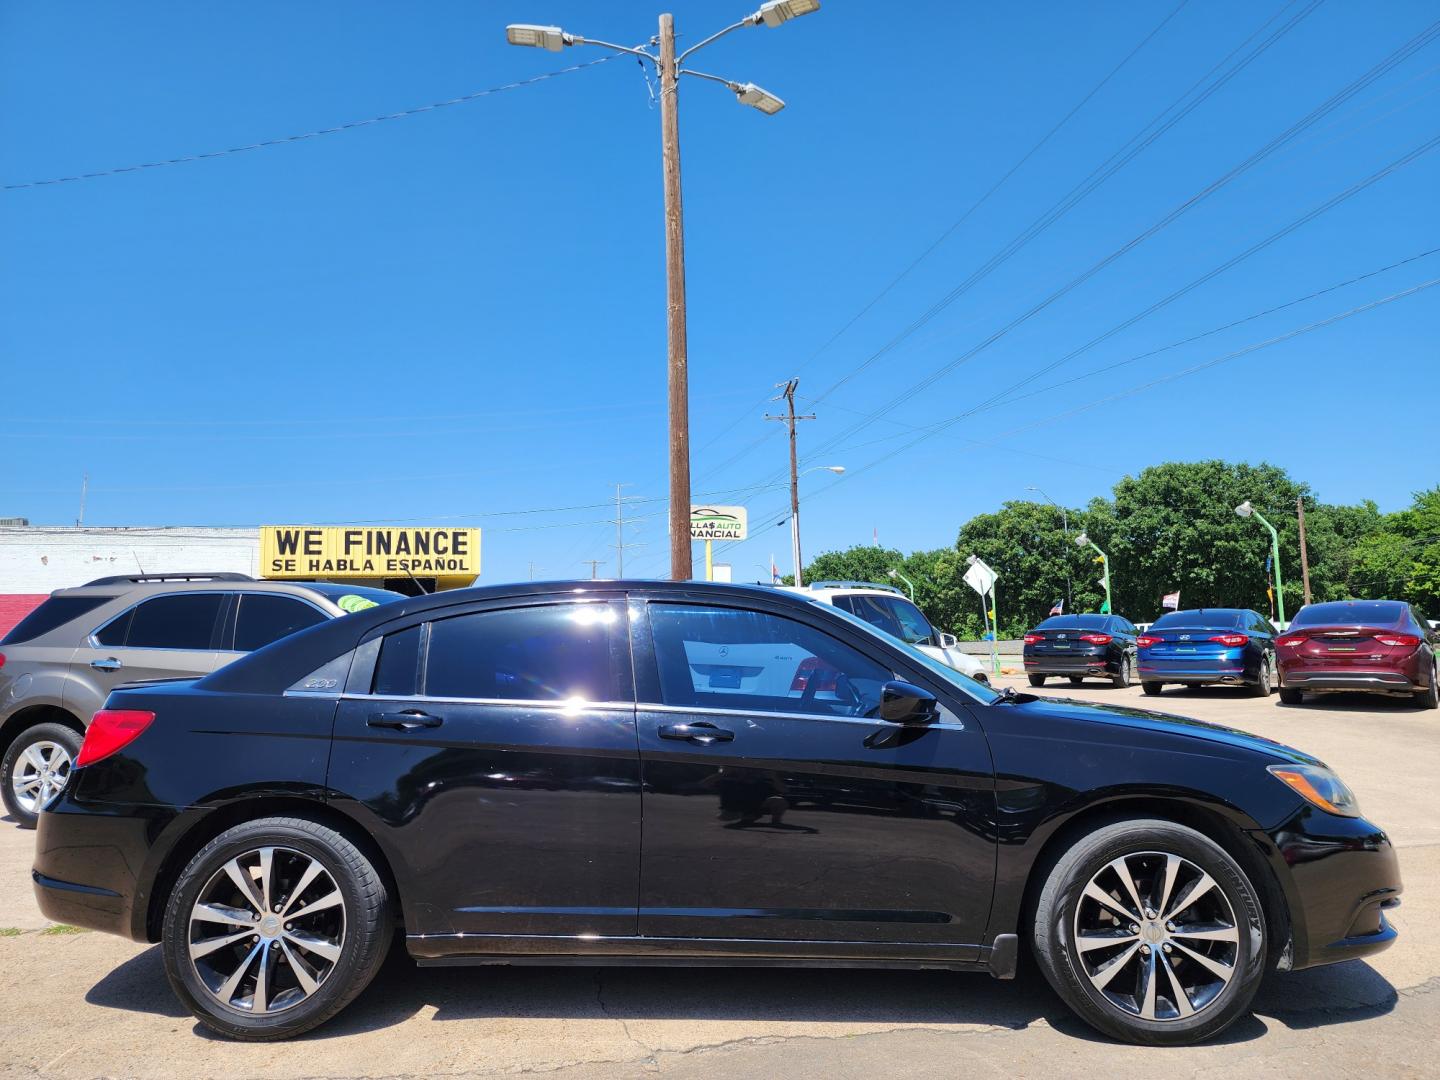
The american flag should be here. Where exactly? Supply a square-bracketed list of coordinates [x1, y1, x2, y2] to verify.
[770, 555, 780, 585]
[1049, 599, 1064, 616]
[1162, 590, 1181, 610]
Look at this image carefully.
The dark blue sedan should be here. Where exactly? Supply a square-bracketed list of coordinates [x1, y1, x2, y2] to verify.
[1137, 608, 1277, 697]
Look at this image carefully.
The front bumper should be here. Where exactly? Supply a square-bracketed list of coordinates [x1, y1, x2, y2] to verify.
[1263, 808, 1403, 970]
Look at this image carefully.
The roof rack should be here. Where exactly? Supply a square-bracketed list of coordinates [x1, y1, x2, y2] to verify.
[808, 580, 905, 596]
[82, 572, 256, 587]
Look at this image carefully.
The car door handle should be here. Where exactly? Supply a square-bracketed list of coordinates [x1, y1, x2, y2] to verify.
[658, 722, 734, 745]
[368, 710, 443, 731]
[90, 657, 123, 672]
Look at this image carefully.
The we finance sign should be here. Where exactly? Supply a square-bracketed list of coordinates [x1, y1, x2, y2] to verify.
[261, 526, 480, 579]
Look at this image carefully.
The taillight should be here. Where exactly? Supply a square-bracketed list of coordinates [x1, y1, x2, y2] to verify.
[1135, 635, 1161, 648]
[1374, 633, 1420, 647]
[1079, 633, 1112, 645]
[790, 657, 837, 693]
[1275, 634, 1308, 647]
[0, 652, 6, 669]
[1208, 633, 1249, 647]
[76, 710, 155, 767]
[1023, 633, 1043, 645]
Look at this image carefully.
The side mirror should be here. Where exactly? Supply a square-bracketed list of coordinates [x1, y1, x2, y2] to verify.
[879, 680, 939, 725]
[938, 632, 958, 649]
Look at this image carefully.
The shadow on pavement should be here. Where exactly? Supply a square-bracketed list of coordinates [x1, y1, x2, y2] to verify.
[84, 943, 1397, 1044]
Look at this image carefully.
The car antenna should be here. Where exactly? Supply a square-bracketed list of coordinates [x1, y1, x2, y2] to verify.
[132, 551, 146, 574]
[403, 567, 431, 595]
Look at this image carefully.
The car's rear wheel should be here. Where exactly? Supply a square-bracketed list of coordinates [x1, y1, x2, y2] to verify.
[1141, 682, 1164, 696]
[2, 722, 83, 830]
[1031, 819, 1266, 1046]
[1112, 654, 1134, 689]
[1248, 655, 1273, 698]
[1278, 687, 1304, 705]
[1068, 676, 1086, 686]
[1415, 660, 1439, 710]
[162, 817, 392, 1040]
[1029, 675, 1047, 687]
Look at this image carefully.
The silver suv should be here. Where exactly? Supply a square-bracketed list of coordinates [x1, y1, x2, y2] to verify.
[0, 573, 401, 827]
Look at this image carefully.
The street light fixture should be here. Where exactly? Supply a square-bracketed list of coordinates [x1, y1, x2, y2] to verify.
[1074, 532, 1112, 615]
[505, 3, 820, 581]
[886, 567, 916, 601]
[1235, 500, 1286, 624]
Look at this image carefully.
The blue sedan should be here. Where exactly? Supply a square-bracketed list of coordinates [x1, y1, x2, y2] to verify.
[1136, 608, 1277, 697]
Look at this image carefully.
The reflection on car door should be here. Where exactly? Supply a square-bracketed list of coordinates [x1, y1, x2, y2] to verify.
[67, 593, 227, 720]
[634, 598, 995, 952]
[209, 592, 330, 670]
[326, 597, 642, 944]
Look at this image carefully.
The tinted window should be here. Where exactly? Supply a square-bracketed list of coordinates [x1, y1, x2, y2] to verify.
[234, 594, 327, 651]
[1036, 614, 1111, 630]
[834, 594, 905, 640]
[372, 624, 423, 696]
[424, 603, 628, 702]
[93, 608, 133, 647]
[298, 584, 406, 608]
[1, 595, 112, 645]
[648, 604, 892, 718]
[1291, 601, 1405, 628]
[880, 597, 937, 646]
[1151, 610, 1245, 630]
[124, 594, 225, 650]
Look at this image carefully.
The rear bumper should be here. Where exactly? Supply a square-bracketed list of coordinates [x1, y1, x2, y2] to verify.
[1138, 662, 1250, 685]
[1281, 670, 1414, 693]
[1022, 653, 1114, 675]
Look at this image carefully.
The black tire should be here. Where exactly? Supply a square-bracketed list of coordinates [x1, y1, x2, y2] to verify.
[1028, 675, 1047, 687]
[161, 816, 392, 1040]
[1068, 676, 1086, 686]
[1031, 818, 1266, 1046]
[1141, 682, 1164, 697]
[1111, 654, 1134, 689]
[1278, 687, 1303, 706]
[1415, 660, 1439, 710]
[1248, 655, 1274, 698]
[1, 721, 83, 830]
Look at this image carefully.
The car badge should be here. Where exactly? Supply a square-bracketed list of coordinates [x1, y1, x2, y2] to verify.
[1179, 634, 1191, 641]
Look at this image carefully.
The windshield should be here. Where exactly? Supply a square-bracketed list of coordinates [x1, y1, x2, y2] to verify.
[833, 593, 937, 647]
[818, 600, 1001, 705]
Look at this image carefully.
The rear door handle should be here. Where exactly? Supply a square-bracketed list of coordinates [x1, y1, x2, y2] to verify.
[90, 657, 122, 672]
[368, 710, 443, 731]
[658, 721, 734, 745]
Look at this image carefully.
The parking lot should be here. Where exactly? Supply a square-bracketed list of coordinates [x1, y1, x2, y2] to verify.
[2, 679, 1436, 1080]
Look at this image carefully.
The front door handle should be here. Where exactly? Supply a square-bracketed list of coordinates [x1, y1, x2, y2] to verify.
[90, 657, 122, 672]
[658, 721, 734, 745]
[368, 710, 443, 731]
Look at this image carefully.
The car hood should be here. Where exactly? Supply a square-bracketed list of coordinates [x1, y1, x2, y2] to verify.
[1013, 694, 1323, 766]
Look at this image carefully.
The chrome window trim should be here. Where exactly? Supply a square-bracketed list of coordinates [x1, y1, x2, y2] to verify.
[637, 700, 966, 732]
[334, 692, 636, 712]
[87, 589, 331, 652]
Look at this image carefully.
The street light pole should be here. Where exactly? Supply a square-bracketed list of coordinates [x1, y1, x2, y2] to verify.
[1075, 532, 1112, 615]
[505, 2, 821, 582]
[886, 568, 916, 601]
[657, 13, 692, 581]
[1236, 501, 1286, 624]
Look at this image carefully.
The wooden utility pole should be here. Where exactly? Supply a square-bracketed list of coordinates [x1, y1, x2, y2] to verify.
[658, 13, 692, 581]
[1296, 496, 1313, 606]
[766, 379, 815, 586]
[582, 559, 604, 580]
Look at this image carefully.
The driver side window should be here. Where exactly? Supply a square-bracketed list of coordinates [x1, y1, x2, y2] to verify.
[647, 604, 892, 718]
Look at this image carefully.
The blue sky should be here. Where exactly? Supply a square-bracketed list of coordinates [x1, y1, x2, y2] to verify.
[2, 0, 1436, 584]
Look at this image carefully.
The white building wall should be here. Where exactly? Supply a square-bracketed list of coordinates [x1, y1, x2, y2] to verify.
[0, 526, 260, 594]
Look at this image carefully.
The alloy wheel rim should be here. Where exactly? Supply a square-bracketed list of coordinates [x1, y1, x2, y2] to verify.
[1072, 851, 1240, 1023]
[10, 740, 72, 815]
[188, 846, 346, 1015]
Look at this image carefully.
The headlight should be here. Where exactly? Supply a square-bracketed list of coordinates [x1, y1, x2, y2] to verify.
[1267, 763, 1361, 817]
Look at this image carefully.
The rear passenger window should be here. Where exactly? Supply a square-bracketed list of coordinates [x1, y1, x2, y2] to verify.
[234, 595, 326, 651]
[93, 608, 134, 647]
[372, 625, 423, 696]
[121, 594, 225, 649]
[424, 603, 628, 702]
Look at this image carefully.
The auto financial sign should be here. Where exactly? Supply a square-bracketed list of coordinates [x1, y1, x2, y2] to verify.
[261, 526, 480, 579]
[689, 506, 748, 541]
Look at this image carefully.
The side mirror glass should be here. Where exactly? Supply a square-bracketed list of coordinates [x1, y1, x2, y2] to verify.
[879, 680, 939, 725]
[938, 632, 958, 649]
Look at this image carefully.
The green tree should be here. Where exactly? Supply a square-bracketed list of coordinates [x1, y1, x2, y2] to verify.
[803, 545, 906, 588]
[1351, 486, 1440, 611]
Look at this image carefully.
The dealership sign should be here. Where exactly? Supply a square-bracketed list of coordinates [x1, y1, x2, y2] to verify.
[261, 526, 480, 579]
[689, 506, 748, 541]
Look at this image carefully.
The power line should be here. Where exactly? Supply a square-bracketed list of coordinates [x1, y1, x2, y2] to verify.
[3, 54, 622, 192]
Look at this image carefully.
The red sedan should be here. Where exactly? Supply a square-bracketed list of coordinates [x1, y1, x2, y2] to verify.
[1275, 600, 1438, 708]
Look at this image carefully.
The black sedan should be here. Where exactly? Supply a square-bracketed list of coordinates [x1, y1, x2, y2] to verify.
[1136, 608, 1278, 697]
[1023, 613, 1140, 688]
[34, 581, 1399, 1046]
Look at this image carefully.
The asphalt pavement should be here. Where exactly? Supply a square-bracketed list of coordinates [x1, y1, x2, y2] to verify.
[1, 678, 1435, 1079]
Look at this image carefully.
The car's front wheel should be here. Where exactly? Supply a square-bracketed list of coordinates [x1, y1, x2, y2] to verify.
[2, 721, 83, 829]
[1031, 818, 1266, 1046]
[162, 817, 392, 1040]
